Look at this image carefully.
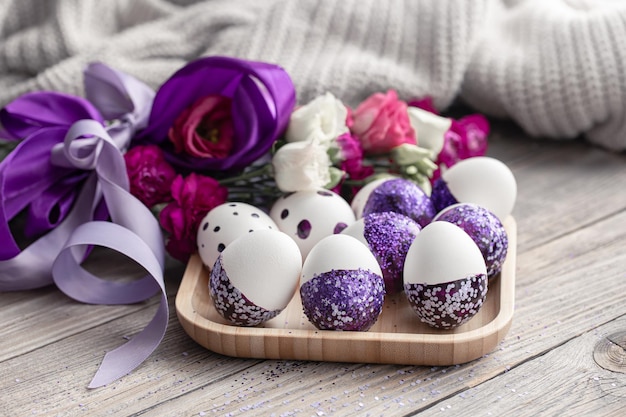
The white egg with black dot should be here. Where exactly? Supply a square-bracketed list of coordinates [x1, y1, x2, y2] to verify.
[197, 202, 277, 269]
[269, 189, 356, 261]
[209, 229, 302, 327]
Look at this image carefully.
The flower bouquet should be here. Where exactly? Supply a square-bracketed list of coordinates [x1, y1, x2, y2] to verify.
[0, 56, 492, 387]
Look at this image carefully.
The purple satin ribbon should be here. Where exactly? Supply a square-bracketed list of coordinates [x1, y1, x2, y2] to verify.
[52, 120, 166, 388]
[0, 58, 296, 388]
[0, 63, 165, 388]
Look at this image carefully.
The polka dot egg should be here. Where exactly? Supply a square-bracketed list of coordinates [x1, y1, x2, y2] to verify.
[197, 202, 277, 269]
[270, 189, 356, 261]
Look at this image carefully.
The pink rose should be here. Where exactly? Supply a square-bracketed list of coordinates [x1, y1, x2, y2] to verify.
[351, 90, 416, 154]
[168, 94, 234, 159]
[159, 173, 228, 262]
[124, 145, 177, 208]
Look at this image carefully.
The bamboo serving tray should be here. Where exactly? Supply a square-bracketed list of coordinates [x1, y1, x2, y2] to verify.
[176, 217, 516, 366]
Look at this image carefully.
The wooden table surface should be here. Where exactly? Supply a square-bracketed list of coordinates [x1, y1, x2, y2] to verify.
[1, 120, 625, 416]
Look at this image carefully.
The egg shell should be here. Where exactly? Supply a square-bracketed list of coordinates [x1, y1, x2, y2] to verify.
[403, 221, 488, 329]
[209, 230, 302, 326]
[404, 275, 487, 329]
[434, 203, 508, 277]
[301, 234, 382, 283]
[350, 177, 390, 219]
[361, 178, 435, 228]
[431, 156, 517, 221]
[270, 189, 356, 261]
[342, 212, 421, 294]
[404, 221, 487, 285]
[300, 234, 385, 331]
[197, 202, 277, 269]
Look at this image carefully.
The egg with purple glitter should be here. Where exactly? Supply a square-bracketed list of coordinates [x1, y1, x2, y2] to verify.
[197, 202, 278, 269]
[361, 177, 435, 228]
[209, 230, 302, 327]
[434, 203, 508, 277]
[403, 221, 488, 329]
[341, 212, 421, 294]
[300, 234, 385, 331]
[431, 156, 517, 221]
[350, 177, 390, 218]
[270, 189, 356, 261]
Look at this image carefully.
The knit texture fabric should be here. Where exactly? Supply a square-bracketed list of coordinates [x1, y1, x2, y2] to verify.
[1, 0, 625, 151]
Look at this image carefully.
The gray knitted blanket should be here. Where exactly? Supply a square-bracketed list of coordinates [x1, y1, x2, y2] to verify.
[2, 0, 625, 151]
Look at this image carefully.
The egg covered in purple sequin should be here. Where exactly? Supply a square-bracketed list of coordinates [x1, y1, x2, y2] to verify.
[270, 189, 355, 261]
[404, 221, 488, 329]
[361, 178, 435, 228]
[342, 212, 421, 294]
[209, 230, 302, 327]
[434, 203, 508, 277]
[300, 234, 385, 331]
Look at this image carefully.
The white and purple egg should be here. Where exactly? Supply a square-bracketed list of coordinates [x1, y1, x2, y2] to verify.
[434, 203, 508, 278]
[300, 234, 385, 331]
[209, 229, 302, 327]
[270, 189, 355, 260]
[342, 211, 421, 294]
[403, 221, 488, 329]
[431, 156, 517, 221]
[359, 177, 435, 228]
[197, 202, 277, 269]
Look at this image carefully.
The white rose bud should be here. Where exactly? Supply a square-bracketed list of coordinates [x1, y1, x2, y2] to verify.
[285, 92, 349, 147]
[272, 141, 332, 192]
[407, 106, 452, 155]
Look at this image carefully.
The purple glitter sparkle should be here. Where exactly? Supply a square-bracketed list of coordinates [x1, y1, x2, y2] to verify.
[362, 178, 435, 228]
[404, 273, 487, 329]
[209, 256, 281, 326]
[300, 269, 386, 331]
[430, 178, 458, 213]
[363, 212, 421, 294]
[436, 203, 508, 277]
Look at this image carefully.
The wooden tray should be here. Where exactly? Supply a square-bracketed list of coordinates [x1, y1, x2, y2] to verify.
[176, 217, 516, 366]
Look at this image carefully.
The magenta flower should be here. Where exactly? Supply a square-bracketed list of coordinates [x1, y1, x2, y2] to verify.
[351, 90, 416, 155]
[138, 56, 295, 172]
[124, 145, 177, 208]
[159, 173, 228, 262]
[435, 115, 490, 180]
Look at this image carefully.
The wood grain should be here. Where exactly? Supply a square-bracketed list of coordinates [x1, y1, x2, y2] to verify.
[176, 218, 516, 368]
[1, 122, 625, 416]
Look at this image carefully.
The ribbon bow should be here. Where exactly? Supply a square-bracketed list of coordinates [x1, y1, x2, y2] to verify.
[0, 63, 168, 388]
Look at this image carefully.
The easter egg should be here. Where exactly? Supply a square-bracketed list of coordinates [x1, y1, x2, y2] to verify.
[209, 230, 302, 326]
[197, 202, 277, 269]
[342, 211, 421, 294]
[430, 156, 517, 221]
[434, 203, 508, 277]
[300, 234, 385, 331]
[361, 177, 435, 228]
[270, 189, 355, 260]
[403, 221, 488, 329]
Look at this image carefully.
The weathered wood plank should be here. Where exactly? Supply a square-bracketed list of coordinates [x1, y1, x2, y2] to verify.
[415, 316, 626, 417]
[1, 121, 624, 417]
[0, 252, 185, 362]
[2, 205, 616, 417]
